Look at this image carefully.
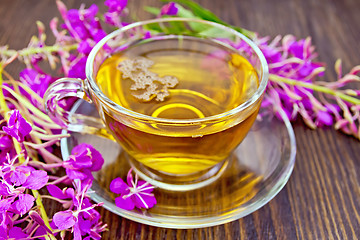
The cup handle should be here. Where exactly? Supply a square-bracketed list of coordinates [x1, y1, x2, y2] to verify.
[44, 78, 111, 139]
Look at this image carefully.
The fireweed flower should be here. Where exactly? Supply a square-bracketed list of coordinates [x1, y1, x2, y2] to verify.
[0, 135, 13, 163]
[255, 35, 359, 138]
[19, 68, 53, 98]
[208, 29, 359, 137]
[11, 194, 35, 215]
[159, 2, 178, 16]
[105, 0, 127, 13]
[104, 0, 128, 27]
[248, 36, 325, 123]
[63, 143, 104, 181]
[61, 3, 106, 42]
[67, 56, 87, 79]
[0, 156, 49, 195]
[110, 169, 156, 211]
[52, 180, 107, 240]
[0, 154, 49, 238]
[2, 110, 32, 143]
[55, 1, 107, 78]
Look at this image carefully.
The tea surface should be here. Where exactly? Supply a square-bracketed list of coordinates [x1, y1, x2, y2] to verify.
[96, 38, 258, 119]
[96, 38, 261, 175]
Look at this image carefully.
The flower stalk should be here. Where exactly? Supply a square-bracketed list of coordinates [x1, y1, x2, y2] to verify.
[269, 74, 360, 105]
[1, 44, 78, 58]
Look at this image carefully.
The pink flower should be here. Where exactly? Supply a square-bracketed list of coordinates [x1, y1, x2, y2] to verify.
[19, 68, 53, 98]
[110, 169, 156, 210]
[160, 2, 178, 16]
[12, 194, 35, 215]
[53, 210, 76, 230]
[63, 143, 104, 181]
[51, 180, 106, 240]
[104, 0, 128, 27]
[105, 0, 127, 13]
[2, 110, 32, 142]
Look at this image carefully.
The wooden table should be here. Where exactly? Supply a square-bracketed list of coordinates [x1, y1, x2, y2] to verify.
[1, 0, 359, 239]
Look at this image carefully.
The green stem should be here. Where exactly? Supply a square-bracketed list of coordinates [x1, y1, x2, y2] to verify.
[2, 85, 53, 122]
[32, 190, 56, 240]
[160, 0, 256, 38]
[1, 43, 78, 58]
[269, 74, 360, 105]
[0, 64, 10, 113]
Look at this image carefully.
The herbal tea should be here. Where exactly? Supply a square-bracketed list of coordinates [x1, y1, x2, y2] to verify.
[96, 37, 260, 175]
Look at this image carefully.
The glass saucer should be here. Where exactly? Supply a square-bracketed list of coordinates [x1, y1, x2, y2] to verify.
[60, 100, 296, 229]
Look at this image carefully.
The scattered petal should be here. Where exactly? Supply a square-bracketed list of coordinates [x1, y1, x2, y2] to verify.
[110, 169, 156, 210]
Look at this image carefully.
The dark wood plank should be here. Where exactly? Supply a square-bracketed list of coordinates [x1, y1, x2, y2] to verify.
[0, 0, 359, 239]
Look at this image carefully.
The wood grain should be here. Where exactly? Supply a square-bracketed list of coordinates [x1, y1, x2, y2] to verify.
[1, 0, 359, 239]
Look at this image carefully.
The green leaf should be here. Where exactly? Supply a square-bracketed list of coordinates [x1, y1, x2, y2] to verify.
[161, 0, 256, 38]
[144, 21, 191, 36]
[197, 27, 235, 38]
[144, 6, 161, 15]
[176, 4, 197, 18]
[144, 22, 164, 33]
[162, 0, 224, 23]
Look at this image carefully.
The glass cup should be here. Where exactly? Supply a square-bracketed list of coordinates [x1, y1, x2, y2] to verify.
[44, 18, 268, 191]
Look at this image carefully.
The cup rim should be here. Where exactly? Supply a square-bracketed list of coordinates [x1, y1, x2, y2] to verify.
[86, 17, 269, 124]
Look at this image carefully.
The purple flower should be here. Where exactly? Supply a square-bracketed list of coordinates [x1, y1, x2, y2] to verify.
[66, 9, 90, 40]
[53, 210, 77, 230]
[61, 3, 106, 42]
[78, 40, 92, 54]
[55, 2, 112, 81]
[19, 68, 53, 97]
[9, 171, 27, 186]
[51, 180, 107, 239]
[1, 158, 35, 187]
[47, 185, 74, 200]
[87, 28, 106, 43]
[0, 135, 12, 151]
[82, 4, 98, 22]
[105, 0, 127, 13]
[110, 169, 156, 210]
[8, 226, 29, 239]
[0, 135, 13, 164]
[160, 2, 178, 16]
[12, 194, 35, 215]
[104, 0, 128, 27]
[0, 211, 14, 239]
[315, 110, 333, 127]
[47, 184, 76, 210]
[288, 39, 306, 59]
[2, 110, 32, 142]
[63, 143, 104, 181]
[76, 207, 105, 239]
[0, 156, 48, 213]
[68, 57, 87, 79]
[29, 210, 53, 235]
[244, 35, 335, 130]
[0, 198, 14, 213]
[22, 170, 49, 190]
